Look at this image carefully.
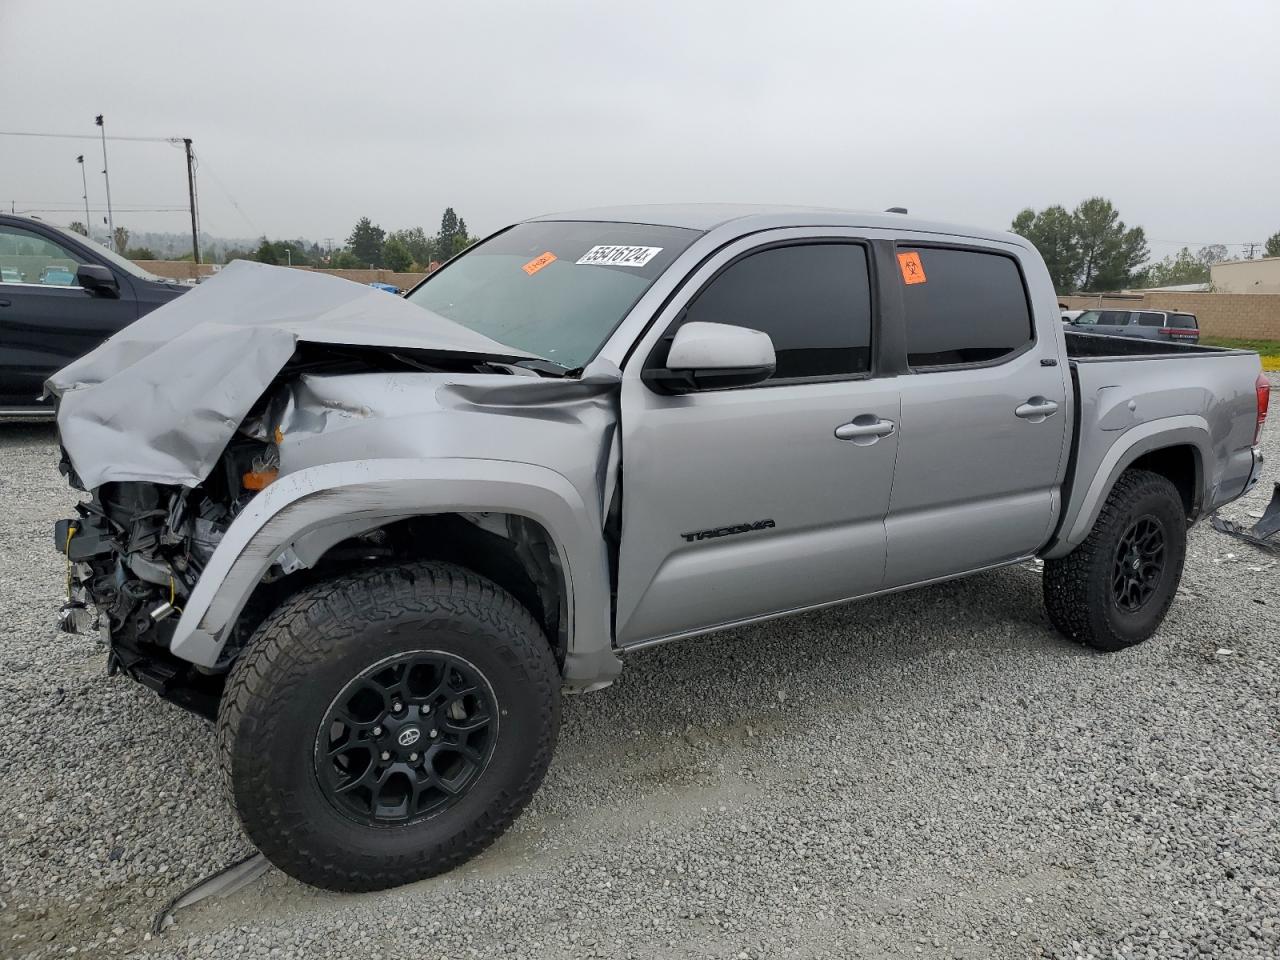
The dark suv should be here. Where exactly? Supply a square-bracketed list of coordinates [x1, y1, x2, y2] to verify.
[0, 215, 189, 416]
[1066, 308, 1200, 344]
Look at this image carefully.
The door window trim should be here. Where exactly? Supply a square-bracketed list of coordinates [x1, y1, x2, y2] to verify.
[893, 240, 1038, 375]
[641, 237, 881, 392]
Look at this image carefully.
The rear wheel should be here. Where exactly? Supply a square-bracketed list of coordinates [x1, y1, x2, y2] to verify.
[1043, 469, 1187, 651]
[216, 561, 560, 891]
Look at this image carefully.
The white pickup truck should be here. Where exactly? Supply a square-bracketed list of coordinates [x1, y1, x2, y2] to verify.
[50, 205, 1269, 891]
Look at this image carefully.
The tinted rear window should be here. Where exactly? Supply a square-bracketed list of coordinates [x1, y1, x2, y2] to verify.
[899, 247, 1032, 368]
[1167, 313, 1197, 329]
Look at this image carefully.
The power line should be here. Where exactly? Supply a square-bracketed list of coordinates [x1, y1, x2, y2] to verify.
[0, 130, 178, 143]
[194, 156, 259, 235]
[12, 205, 190, 215]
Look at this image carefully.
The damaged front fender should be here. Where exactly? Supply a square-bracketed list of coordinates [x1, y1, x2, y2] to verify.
[167, 457, 621, 688]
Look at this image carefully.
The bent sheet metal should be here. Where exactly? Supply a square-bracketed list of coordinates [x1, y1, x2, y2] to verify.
[45, 260, 538, 489]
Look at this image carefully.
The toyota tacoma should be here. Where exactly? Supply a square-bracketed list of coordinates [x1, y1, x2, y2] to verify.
[49, 205, 1269, 891]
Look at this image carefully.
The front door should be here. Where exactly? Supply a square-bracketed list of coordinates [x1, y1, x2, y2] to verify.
[615, 236, 900, 646]
[0, 224, 136, 408]
[883, 242, 1070, 587]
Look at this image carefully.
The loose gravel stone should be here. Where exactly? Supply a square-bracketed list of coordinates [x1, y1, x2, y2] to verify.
[2, 378, 1278, 958]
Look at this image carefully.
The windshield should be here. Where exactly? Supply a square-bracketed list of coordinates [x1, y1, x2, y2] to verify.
[406, 220, 700, 369]
[49, 222, 170, 283]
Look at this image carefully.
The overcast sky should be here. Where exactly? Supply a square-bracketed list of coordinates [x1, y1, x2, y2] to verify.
[2, 0, 1277, 260]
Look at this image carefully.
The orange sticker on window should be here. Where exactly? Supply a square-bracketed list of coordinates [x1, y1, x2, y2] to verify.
[897, 251, 926, 285]
[522, 251, 557, 276]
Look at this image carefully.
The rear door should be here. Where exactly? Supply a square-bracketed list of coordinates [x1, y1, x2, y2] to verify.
[0, 224, 137, 408]
[882, 242, 1070, 586]
[614, 232, 900, 645]
[1134, 311, 1168, 341]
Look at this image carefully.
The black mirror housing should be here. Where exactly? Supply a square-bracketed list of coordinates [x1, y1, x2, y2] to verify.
[76, 263, 120, 297]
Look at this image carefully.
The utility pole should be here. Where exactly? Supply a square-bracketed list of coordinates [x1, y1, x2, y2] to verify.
[183, 138, 201, 264]
[1244, 241, 1258, 260]
[76, 155, 91, 237]
[95, 115, 115, 250]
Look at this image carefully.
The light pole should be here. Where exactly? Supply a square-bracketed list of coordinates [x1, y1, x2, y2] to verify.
[76, 155, 91, 238]
[95, 115, 115, 250]
[283, 245, 292, 267]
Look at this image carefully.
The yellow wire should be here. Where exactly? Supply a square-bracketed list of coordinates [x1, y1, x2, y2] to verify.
[169, 576, 184, 615]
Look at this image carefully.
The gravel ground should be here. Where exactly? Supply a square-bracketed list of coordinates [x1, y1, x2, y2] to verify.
[2, 379, 1278, 960]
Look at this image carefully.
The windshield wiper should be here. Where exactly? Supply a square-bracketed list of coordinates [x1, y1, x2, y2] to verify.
[508, 358, 576, 378]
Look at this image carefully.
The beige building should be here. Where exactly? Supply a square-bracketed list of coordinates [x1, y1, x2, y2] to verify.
[1211, 257, 1280, 294]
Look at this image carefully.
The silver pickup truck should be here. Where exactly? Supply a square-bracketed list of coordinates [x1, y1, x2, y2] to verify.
[49, 205, 1269, 891]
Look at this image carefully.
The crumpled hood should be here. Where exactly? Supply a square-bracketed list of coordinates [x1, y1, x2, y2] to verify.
[47, 260, 538, 490]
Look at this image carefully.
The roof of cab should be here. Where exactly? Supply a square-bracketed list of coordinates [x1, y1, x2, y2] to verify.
[527, 202, 1024, 248]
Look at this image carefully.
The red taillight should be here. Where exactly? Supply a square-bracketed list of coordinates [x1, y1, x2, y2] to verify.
[1160, 328, 1199, 336]
[1257, 373, 1271, 445]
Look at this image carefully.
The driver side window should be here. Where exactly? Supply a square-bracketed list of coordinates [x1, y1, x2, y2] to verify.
[673, 242, 873, 381]
[0, 227, 84, 286]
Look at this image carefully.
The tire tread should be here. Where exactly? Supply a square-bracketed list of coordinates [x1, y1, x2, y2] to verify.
[215, 561, 559, 892]
[1043, 468, 1185, 652]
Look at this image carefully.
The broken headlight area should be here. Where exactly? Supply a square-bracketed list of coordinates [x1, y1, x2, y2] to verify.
[54, 434, 279, 718]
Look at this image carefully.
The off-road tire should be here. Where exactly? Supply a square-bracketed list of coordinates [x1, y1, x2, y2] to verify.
[1044, 468, 1187, 652]
[216, 561, 560, 891]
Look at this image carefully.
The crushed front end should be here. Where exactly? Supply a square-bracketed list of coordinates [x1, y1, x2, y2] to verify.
[55, 434, 279, 719]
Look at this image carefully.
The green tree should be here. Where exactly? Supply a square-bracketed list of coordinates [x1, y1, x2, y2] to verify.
[1265, 232, 1280, 258]
[330, 249, 362, 269]
[126, 246, 157, 260]
[388, 226, 434, 266]
[68, 221, 88, 236]
[347, 217, 386, 267]
[1137, 247, 1207, 287]
[253, 238, 280, 264]
[1196, 244, 1229, 269]
[382, 234, 413, 272]
[1010, 205, 1081, 292]
[437, 207, 473, 261]
[112, 226, 130, 255]
[1072, 197, 1148, 291]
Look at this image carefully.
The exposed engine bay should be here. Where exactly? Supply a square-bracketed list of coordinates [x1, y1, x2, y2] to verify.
[56, 437, 275, 715]
[54, 342, 588, 719]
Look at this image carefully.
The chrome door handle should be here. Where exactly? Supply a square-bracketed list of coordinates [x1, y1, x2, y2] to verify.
[1015, 398, 1059, 422]
[835, 417, 896, 442]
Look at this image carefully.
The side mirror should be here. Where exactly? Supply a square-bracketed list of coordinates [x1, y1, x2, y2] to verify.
[643, 321, 776, 394]
[76, 263, 120, 298]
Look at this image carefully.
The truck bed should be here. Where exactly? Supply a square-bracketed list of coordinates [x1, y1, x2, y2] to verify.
[1046, 331, 1263, 558]
[1064, 329, 1233, 360]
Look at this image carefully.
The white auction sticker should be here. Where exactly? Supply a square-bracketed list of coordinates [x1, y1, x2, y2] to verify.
[576, 245, 663, 267]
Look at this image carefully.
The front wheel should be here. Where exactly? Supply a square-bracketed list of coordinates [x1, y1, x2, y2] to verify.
[1043, 469, 1187, 652]
[216, 562, 560, 891]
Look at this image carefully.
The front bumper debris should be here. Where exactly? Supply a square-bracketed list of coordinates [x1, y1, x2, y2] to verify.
[1211, 480, 1280, 555]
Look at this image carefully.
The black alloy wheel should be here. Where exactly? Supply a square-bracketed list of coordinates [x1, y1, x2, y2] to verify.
[1111, 516, 1166, 613]
[1043, 468, 1187, 652]
[217, 561, 561, 891]
[316, 651, 497, 826]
